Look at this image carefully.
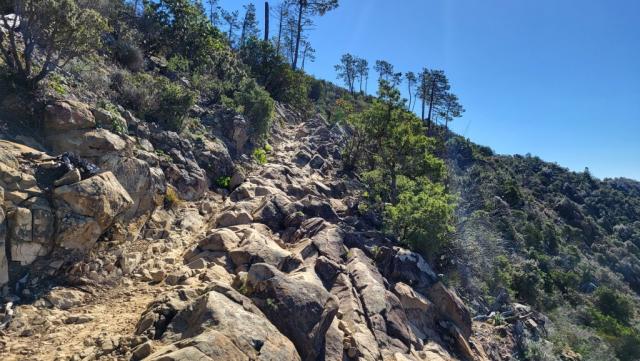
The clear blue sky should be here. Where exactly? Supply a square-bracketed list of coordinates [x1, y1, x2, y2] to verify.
[219, 0, 640, 180]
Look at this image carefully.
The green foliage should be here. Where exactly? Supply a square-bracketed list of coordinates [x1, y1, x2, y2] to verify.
[239, 38, 311, 109]
[235, 79, 274, 140]
[141, 0, 225, 71]
[253, 148, 267, 165]
[511, 260, 544, 306]
[595, 288, 633, 325]
[47, 73, 68, 95]
[383, 176, 455, 255]
[0, 0, 109, 86]
[152, 79, 196, 131]
[167, 54, 191, 74]
[112, 71, 195, 131]
[97, 100, 127, 135]
[215, 176, 231, 189]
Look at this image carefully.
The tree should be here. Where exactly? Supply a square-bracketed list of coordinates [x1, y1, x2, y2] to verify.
[220, 8, 240, 45]
[264, 1, 270, 41]
[417, 69, 430, 122]
[205, 0, 219, 25]
[335, 53, 357, 95]
[300, 40, 315, 70]
[274, 2, 289, 55]
[355, 57, 369, 94]
[0, 0, 108, 87]
[287, 0, 338, 70]
[438, 92, 464, 130]
[374, 60, 401, 87]
[239, 3, 259, 46]
[405, 71, 417, 111]
[141, 0, 224, 71]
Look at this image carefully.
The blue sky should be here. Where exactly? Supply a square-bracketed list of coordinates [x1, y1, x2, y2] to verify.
[219, 0, 640, 180]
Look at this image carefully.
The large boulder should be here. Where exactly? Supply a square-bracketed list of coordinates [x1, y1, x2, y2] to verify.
[347, 249, 419, 353]
[99, 155, 166, 239]
[330, 273, 381, 361]
[46, 129, 128, 158]
[426, 282, 473, 339]
[53, 172, 133, 249]
[228, 229, 291, 270]
[246, 263, 339, 361]
[139, 284, 300, 361]
[163, 161, 208, 202]
[194, 137, 234, 183]
[44, 100, 96, 133]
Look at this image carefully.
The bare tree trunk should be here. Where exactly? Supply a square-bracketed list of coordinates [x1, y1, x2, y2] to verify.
[276, 5, 285, 54]
[292, 0, 304, 70]
[427, 80, 435, 131]
[301, 45, 307, 70]
[264, 2, 270, 42]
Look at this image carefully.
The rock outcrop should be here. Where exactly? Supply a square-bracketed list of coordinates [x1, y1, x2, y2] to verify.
[0, 103, 490, 361]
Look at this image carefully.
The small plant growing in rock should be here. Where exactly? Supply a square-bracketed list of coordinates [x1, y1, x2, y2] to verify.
[492, 312, 504, 326]
[371, 245, 381, 259]
[265, 298, 278, 311]
[164, 186, 182, 208]
[253, 148, 267, 165]
[264, 143, 273, 153]
[216, 176, 231, 189]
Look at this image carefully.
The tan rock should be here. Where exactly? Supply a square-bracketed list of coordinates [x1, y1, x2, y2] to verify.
[199, 228, 241, 252]
[53, 172, 133, 250]
[44, 100, 96, 132]
[47, 129, 127, 158]
[45, 288, 87, 310]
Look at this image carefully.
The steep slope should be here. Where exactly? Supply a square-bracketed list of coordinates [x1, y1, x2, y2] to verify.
[445, 136, 640, 360]
[0, 107, 497, 361]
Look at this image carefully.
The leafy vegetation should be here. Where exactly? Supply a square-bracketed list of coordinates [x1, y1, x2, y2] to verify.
[447, 136, 640, 360]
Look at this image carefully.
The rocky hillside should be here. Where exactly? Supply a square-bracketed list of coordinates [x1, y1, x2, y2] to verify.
[445, 137, 640, 360]
[0, 99, 512, 360]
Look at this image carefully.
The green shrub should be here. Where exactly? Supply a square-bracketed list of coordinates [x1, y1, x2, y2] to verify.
[239, 38, 310, 109]
[383, 176, 455, 256]
[235, 79, 274, 140]
[167, 54, 191, 74]
[595, 288, 633, 324]
[215, 176, 231, 189]
[151, 79, 196, 131]
[511, 260, 544, 306]
[253, 148, 267, 165]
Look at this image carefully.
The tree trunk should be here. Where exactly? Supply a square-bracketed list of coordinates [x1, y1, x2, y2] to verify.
[427, 80, 436, 131]
[292, 0, 304, 70]
[301, 45, 307, 70]
[276, 6, 284, 54]
[264, 2, 270, 42]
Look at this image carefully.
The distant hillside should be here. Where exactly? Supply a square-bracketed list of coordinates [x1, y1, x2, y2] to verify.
[445, 136, 640, 360]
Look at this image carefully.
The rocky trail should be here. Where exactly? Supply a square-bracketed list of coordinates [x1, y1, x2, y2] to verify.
[0, 108, 499, 360]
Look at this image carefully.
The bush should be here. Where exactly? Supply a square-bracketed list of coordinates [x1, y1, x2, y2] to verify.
[112, 71, 195, 131]
[511, 260, 544, 306]
[596, 288, 633, 324]
[239, 38, 310, 109]
[151, 79, 196, 131]
[235, 79, 274, 140]
[253, 148, 267, 165]
[215, 176, 231, 189]
[114, 41, 144, 72]
[164, 186, 181, 208]
[383, 176, 455, 256]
